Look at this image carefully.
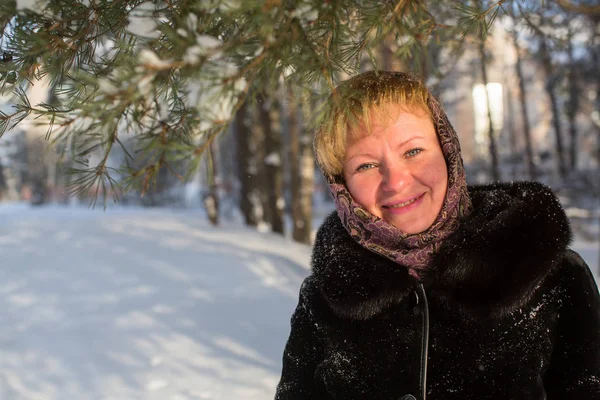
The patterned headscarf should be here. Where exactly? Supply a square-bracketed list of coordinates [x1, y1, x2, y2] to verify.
[323, 72, 472, 279]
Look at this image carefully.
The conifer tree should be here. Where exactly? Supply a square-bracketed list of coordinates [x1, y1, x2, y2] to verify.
[0, 0, 592, 202]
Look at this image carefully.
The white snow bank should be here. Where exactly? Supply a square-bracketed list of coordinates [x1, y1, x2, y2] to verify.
[0, 203, 597, 399]
[0, 204, 311, 400]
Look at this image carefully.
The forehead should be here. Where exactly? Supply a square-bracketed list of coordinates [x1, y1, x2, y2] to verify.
[346, 102, 434, 143]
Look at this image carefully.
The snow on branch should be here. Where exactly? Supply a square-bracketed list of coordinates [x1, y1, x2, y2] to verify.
[1, 0, 593, 203]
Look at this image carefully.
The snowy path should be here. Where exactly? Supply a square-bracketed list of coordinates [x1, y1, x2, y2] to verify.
[0, 205, 311, 400]
[0, 204, 597, 400]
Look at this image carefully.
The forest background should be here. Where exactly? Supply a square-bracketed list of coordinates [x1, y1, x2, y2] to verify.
[0, 0, 599, 262]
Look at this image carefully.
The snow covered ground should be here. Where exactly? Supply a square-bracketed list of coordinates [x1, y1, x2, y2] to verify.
[0, 204, 598, 400]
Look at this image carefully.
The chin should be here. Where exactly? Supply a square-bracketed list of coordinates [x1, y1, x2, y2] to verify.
[389, 219, 435, 235]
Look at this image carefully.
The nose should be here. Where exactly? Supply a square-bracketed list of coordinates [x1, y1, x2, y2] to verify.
[380, 159, 413, 192]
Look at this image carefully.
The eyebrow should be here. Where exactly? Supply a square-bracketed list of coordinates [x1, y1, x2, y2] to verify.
[345, 136, 426, 162]
[395, 135, 425, 149]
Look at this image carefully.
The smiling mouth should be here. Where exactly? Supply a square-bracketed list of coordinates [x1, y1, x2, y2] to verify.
[383, 194, 424, 209]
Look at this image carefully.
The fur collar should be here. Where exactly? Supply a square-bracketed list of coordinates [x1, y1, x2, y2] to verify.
[311, 181, 572, 320]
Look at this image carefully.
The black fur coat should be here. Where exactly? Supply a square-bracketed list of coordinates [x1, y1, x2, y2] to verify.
[276, 181, 600, 400]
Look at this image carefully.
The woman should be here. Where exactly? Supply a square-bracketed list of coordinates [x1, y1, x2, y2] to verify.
[275, 71, 600, 400]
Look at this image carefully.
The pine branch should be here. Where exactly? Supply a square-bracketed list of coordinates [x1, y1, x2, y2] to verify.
[454, 0, 506, 40]
[556, 0, 600, 16]
[1, 0, 592, 204]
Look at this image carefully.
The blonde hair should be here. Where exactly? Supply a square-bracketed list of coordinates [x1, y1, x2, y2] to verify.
[315, 71, 432, 178]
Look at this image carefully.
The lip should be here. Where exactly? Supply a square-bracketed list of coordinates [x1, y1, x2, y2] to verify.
[381, 193, 425, 214]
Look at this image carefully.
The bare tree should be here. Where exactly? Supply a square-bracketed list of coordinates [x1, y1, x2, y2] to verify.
[0, 162, 6, 200]
[540, 36, 568, 179]
[519, 8, 568, 179]
[287, 85, 313, 244]
[505, 85, 519, 180]
[257, 93, 285, 235]
[477, 38, 500, 181]
[566, 29, 580, 171]
[203, 141, 219, 226]
[511, 29, 537, 180]
[24, 132, 49, 205]
[234, 100, 259, 226]
[590, 16, 600, 275]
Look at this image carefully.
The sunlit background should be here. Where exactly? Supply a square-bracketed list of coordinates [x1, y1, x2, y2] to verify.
[0, 0, 599, 399]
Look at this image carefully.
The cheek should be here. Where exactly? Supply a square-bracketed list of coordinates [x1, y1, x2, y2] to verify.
[437, 163, 449, 198]
[426, 157, 449, 197]
[346, 175, 378, 207]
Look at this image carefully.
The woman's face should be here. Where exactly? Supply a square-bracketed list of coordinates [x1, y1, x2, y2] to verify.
[342, 105, 448, 235]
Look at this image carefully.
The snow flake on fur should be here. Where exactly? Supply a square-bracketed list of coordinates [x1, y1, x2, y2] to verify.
[311, 181, 572, 320]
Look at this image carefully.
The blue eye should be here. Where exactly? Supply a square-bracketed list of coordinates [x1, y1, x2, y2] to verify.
[406, 148, 423, 157]
[356, 163, 376, 172]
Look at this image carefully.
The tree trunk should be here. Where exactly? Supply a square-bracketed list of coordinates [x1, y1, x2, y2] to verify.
[25, 132, 48, 205]
[0, 163, 6, 201]
[299, 91, 315, 242]
[566, 36, 579, 171]
[257, 93, 285, 235]
[539, 38, 567, 179]
[512, 32, 537, 180]
[380, 35, 394, 71]
[288, 86, 304, 242]
[203, 141, 219, 226]
[288, 86, 313, 244]
[380, 33, 404, 72]
[234, 100, 259, 226]
[505, 86, 519, 180]
[592, 18, 600, 276]
[478, 40, 500, 182]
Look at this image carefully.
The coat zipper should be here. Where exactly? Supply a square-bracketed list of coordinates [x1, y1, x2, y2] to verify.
[416, 283, 430, 400]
